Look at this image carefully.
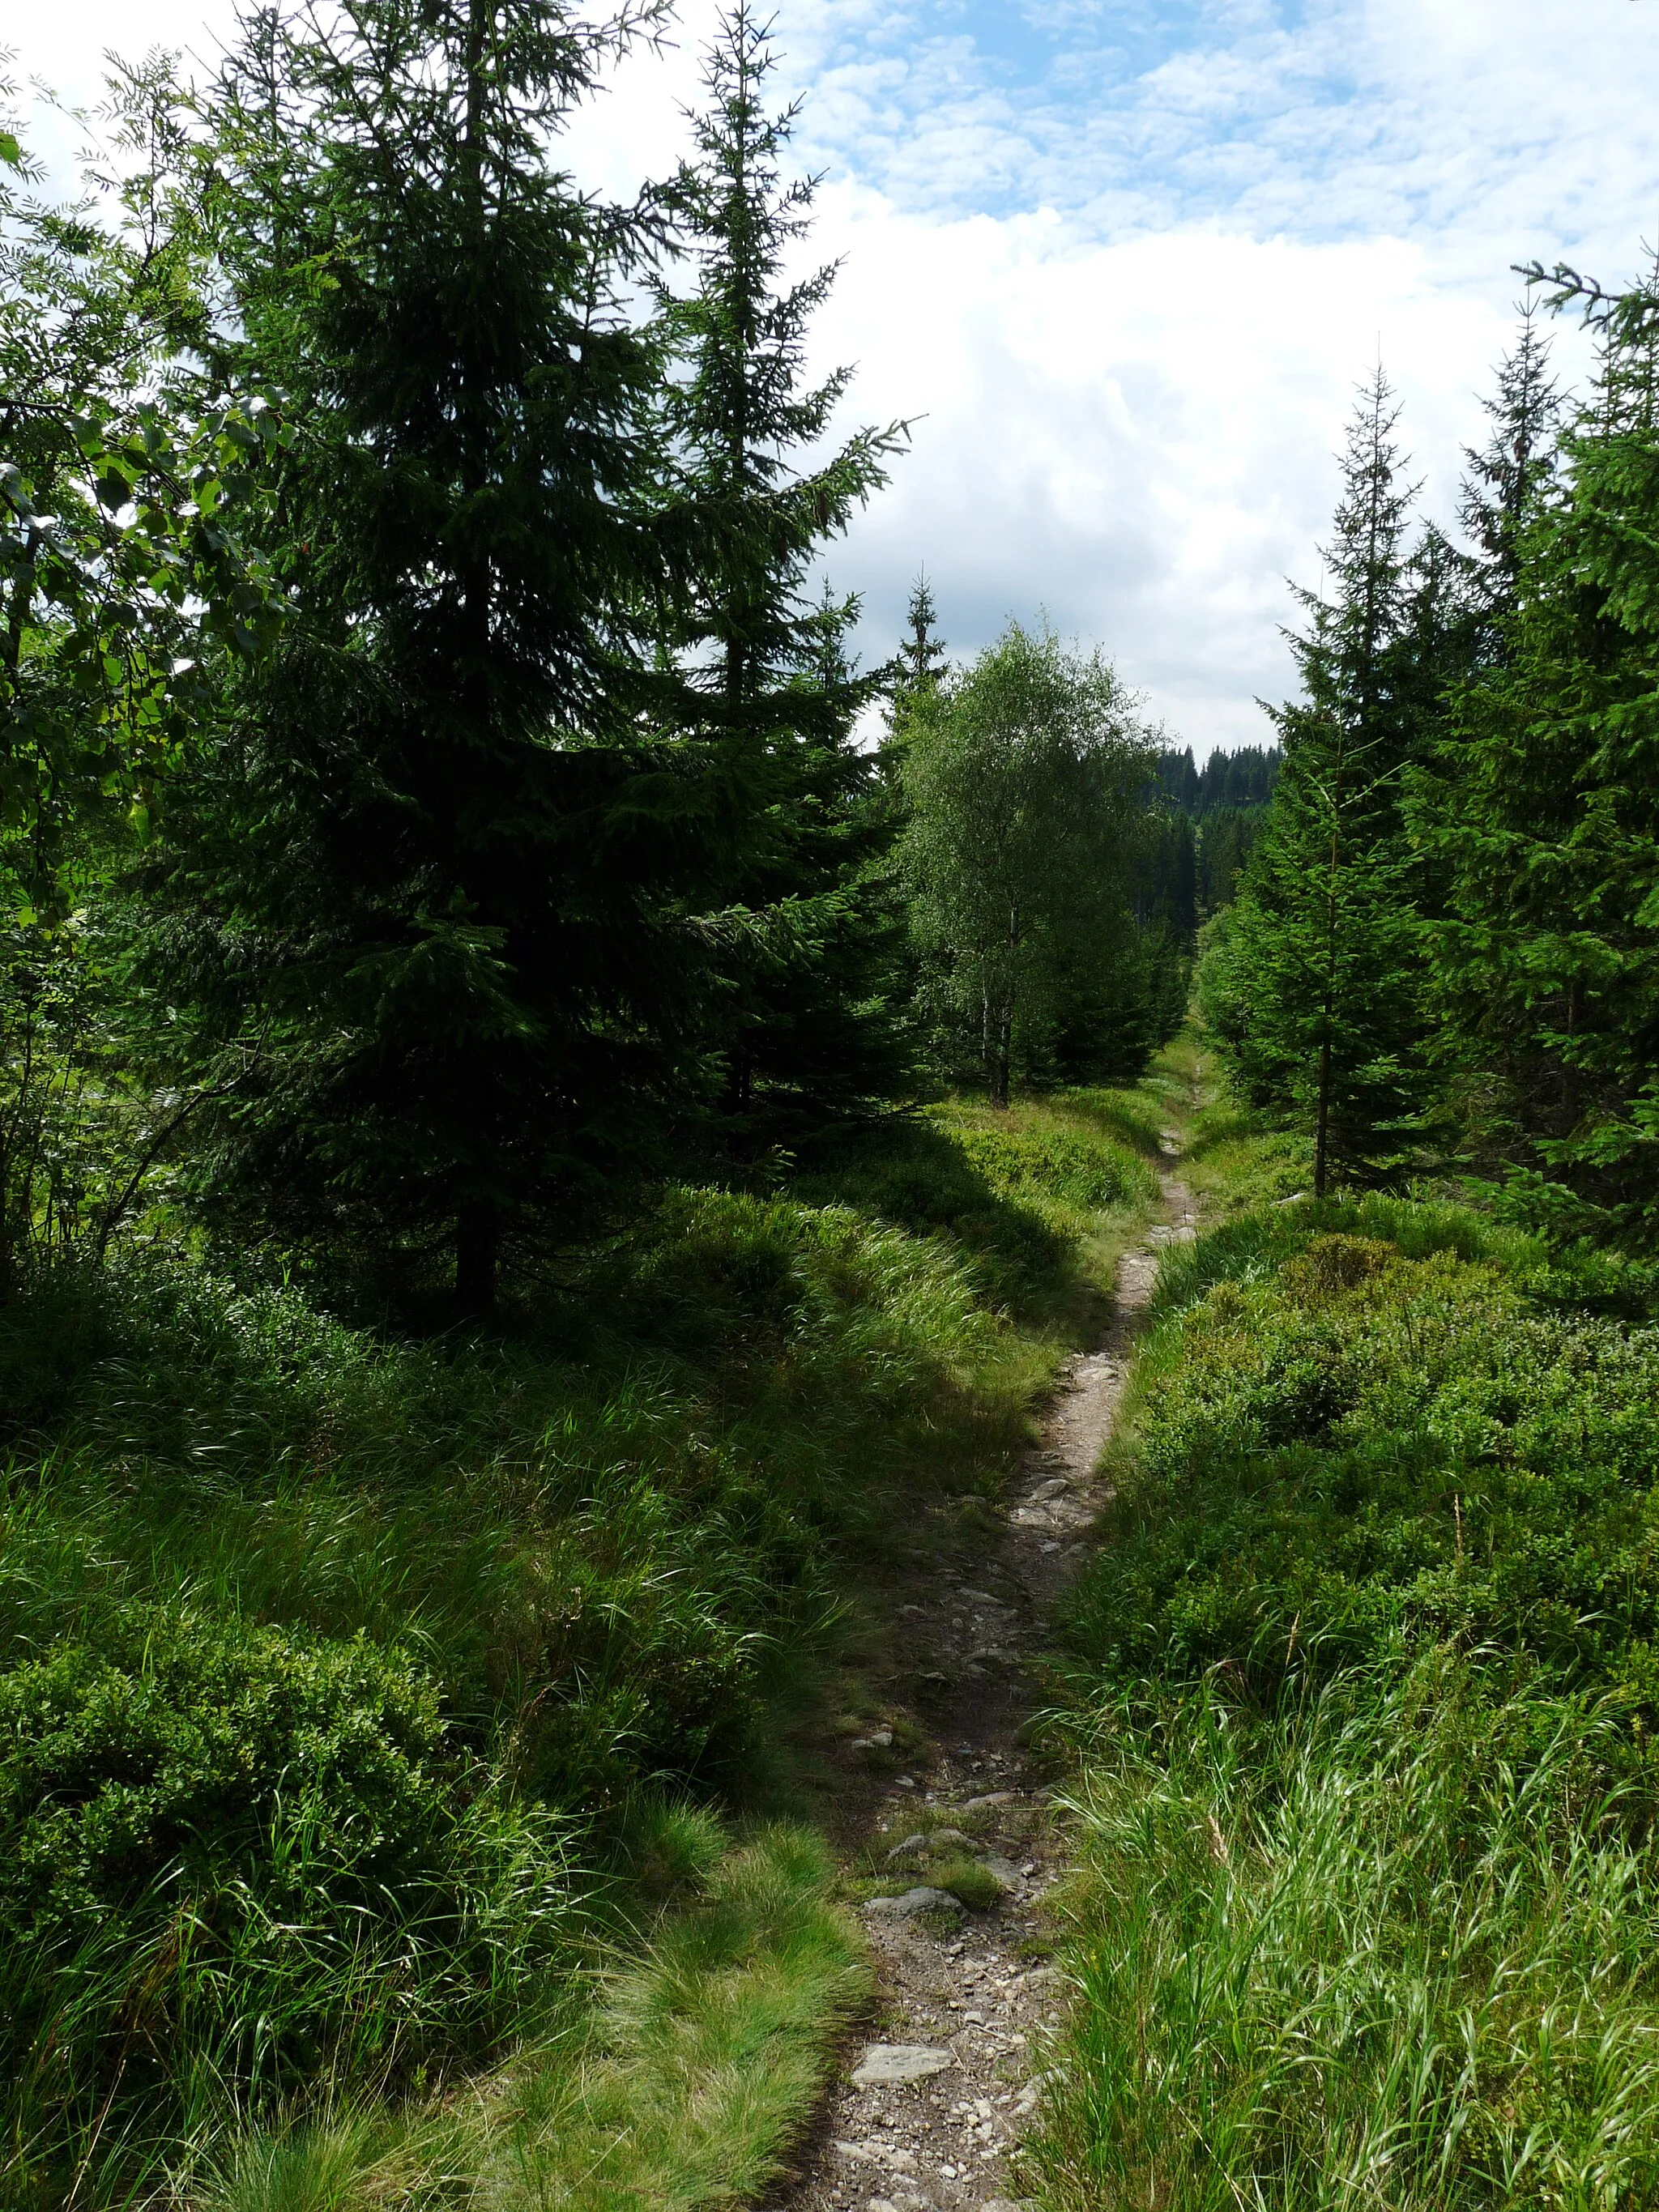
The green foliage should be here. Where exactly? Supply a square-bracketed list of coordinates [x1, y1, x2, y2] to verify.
[892, 571, 949, 714]
[201, 1823, 865, 2212]
[1037, 1656, 1659, 2212]
[1144, 750, 1280, 929]
[144, 0, 740, 1315]
[2, 1604, 563, 2197]
[1040, 1075, 1659, 2210]
[795, 1093, 1158, 1325]
[0, 1075, 1158, 2190]
[897, 621, 1157, 1104]
[0, 75, 288, 1295]
[1202, 371, 1452, 1194]
[1064, 1220, 1659, 1724]
[1413, 271, 1659, 1244]
[0, 71, 286, 930]
[653, 7, 911, 1132]
[1175, 1085, 1311, 1216]
[482, 1824, 866, 2212]
[941, 1115, 1153, 1214]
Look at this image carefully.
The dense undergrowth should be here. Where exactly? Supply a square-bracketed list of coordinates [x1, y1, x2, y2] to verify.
[1037, 1055, 1659, 2211]
[0, 1089, 1157, 2209]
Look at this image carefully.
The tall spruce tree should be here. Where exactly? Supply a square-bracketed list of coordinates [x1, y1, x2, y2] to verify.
[151, 0, 724, 1312]
[1460, 304, 1562, 632]
[1203, 369, 1437, 1191]
[657, 2, 908, 1127]
[1418, 269, 1659, 1238]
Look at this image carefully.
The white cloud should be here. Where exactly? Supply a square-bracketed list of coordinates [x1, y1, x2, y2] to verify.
[10, 0, 1654, 753]
[807, 194, 1541, 750]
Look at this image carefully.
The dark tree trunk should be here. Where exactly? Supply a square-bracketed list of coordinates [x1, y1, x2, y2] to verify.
[1316, 824, 1337, 1198]
[454, 1197, 500, 1318]
[1314, 1026, 1332, 1199]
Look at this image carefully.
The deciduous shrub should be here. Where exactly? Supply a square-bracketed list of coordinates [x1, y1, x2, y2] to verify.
[1063, 1220, 1659, 1740]
[1, 1603, 564, 2181]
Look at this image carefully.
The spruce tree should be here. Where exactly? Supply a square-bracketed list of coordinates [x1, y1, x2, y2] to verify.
[656, 2, 908, 1127]
[893, 570, 949, 710]
[1419, 271, 1659, 1238]
[1460, 304, 1562, 631]
[1205, 369, 1436, 1191]
[152, 0, 721, 1311]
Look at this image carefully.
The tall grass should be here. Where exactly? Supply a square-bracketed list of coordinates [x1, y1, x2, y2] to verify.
[793, 1094, 1158, 1331]
[1035, 1055, 1659, 2212]
[1038, 1656, 1659, 2210]
[200, 1822, 865, 2212]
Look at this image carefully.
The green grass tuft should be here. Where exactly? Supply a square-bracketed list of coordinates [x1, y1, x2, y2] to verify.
[926, 1855, 1002, 1912]
[1035, 1657, 1659, 2211]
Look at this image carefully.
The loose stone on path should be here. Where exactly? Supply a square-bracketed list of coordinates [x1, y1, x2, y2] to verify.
[851, 2044, 956, 2086]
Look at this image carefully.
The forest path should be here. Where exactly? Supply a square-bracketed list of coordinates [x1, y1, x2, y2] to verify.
[774, 1150, 1194, 2212]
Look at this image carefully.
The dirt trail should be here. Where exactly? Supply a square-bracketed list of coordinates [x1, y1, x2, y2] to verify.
[776, 1159, 1194, 2212]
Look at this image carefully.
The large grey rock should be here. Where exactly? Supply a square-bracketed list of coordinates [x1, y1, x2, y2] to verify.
[864, 1886, 960, 1920]
[851, 2041, 955, 2085]
[885, 1826, 973, 1861]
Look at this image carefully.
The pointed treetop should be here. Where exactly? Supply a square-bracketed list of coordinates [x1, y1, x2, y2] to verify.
[898, 569, 949, 697]
[1460, 302, 1562, 603]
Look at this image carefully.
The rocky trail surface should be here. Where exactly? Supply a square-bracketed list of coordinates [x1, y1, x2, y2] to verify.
[775, 1160, 1194, 2212]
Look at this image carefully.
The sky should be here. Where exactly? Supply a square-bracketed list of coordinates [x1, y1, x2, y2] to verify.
[10, 0, 1659, 754]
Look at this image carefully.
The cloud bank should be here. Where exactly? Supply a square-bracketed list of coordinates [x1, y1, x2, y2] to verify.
[16, 0, 1659, 751]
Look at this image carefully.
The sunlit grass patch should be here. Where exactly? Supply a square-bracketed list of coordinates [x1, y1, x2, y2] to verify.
[793, 1090, 1159, 1335]
[200, 1823, 866, 2212]
[1034, 1657, 1659, 2212]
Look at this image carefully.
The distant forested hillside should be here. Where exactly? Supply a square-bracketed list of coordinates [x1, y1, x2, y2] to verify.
[1130, 742, 1282, 956]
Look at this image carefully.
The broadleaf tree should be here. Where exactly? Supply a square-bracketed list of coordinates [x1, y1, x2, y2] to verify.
[0, 70, 287, 1286]
[898, 620, 1153, 1106]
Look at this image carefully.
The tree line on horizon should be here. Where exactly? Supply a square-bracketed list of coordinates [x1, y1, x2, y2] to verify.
[1, 0, 1242, 1317]
[1205, 285, 1659, 1243]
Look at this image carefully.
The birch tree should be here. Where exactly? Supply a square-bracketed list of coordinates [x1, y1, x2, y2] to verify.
[898, 622, 1149, 1106]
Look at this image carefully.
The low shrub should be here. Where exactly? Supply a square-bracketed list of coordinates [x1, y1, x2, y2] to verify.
[2, 1604, 562, 2189]
[1064, 1225, 1659, 1735]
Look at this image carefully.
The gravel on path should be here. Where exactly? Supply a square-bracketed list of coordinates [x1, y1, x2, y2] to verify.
[771, 1165, 1194, 2212]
